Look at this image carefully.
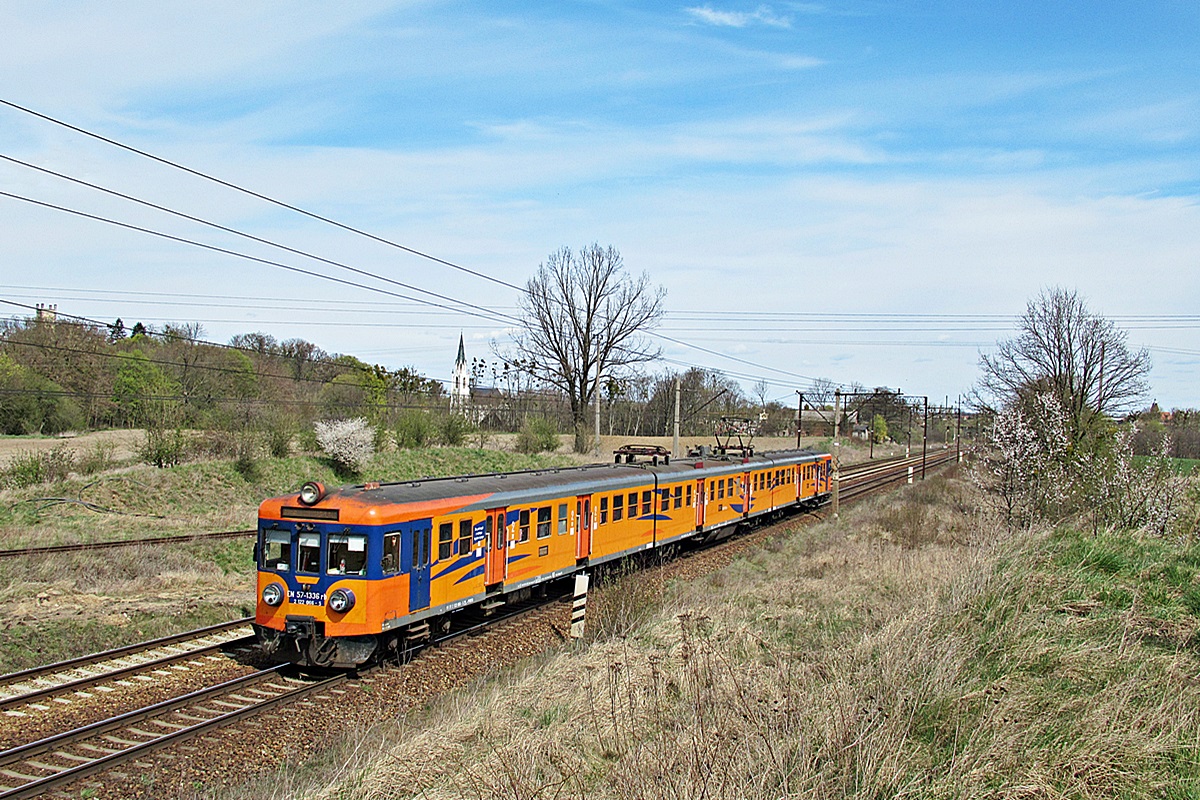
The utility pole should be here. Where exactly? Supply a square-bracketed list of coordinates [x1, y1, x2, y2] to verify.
[832, 388, 841, 518]
[672, 376, 681, 459]
[956, 397, 962, 464]
[795, 391, 803, 448]
[921, 396, 929, 480]
[594, 384, 601, 459]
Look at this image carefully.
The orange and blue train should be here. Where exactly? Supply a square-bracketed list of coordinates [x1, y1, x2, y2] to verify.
[253, 448, 832, 667]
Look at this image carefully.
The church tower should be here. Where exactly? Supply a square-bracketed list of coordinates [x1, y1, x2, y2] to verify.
[451, 333, 470, 409]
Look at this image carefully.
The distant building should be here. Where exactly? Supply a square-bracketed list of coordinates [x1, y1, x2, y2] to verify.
[450, 334, 470, 410]
[35, 303, 58, 322]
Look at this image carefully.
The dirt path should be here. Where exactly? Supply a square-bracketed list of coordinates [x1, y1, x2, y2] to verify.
[0, 429, 145, 463]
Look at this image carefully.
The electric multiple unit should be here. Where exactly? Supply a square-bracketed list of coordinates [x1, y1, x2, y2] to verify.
[253, 448, 832, 667]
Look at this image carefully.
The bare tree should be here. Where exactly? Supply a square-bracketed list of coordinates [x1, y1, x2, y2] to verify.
[978, 288, 1150, 441]
[509, 244, 665, 452]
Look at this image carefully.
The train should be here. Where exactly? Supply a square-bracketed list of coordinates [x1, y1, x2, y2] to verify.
[252, 446, 833, 668]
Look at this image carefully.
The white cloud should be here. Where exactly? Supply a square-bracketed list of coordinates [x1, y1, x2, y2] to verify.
[685, 5, 792, 29]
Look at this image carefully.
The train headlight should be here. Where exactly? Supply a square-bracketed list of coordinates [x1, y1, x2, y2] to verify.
[262, 582, 285, 607]
[328, 588, 356, 614]
[298, 481, 325, 506]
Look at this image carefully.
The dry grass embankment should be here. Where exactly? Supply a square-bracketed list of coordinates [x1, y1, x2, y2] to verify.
[244, 470, 1200, 800]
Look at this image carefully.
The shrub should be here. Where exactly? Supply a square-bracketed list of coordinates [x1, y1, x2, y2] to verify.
[263, 414, 297, 458]
[515, 418, 560, 454]
[140, 427, 188, 468]
[315, 417, 375, 473]
[1, 446, 77, 488]
[75, 440, 116, 475]
[437, 414, 473, 447]
[395, 411, 433, 449]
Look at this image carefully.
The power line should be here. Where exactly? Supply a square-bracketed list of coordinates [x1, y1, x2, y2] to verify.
[0, 190, 515, 328]
[0, 153, 512, 325]
[0, 98, 526, 294]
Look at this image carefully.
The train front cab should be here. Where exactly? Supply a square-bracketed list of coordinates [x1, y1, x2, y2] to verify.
[254, 520, 392, 667]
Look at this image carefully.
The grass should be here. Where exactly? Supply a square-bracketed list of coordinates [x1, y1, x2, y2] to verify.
[216, 471, 1200, 800]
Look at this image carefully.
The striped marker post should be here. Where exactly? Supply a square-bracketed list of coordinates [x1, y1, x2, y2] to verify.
[570, 573, 590, 639]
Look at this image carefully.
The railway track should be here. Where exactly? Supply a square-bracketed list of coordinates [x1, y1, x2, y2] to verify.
[0, 597, 568, 799]
[0, 529, 254, 560]
[0, 619, 255, 714]
[0, 665, 344, 800]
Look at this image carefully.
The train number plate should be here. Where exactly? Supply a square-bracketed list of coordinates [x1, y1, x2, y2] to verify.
[289, 589, 325, 606]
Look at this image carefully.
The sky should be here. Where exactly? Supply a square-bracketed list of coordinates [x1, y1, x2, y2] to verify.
[1, 1, 1198, 410]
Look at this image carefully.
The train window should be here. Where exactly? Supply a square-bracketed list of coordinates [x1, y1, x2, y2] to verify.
[558, 504, 568, 534]
[613, 493, 623, 521]
[718, 479, 725, 500]
[458, 519, 472, 555]
[628, 492, 638, 517]
[261, 530, 291, 571]
[298, 532, 320, 573]
[537, 506, 552, 538]
[328, 534, 366, 575]
[598, 496, 608, 525]
[660, 490, 670, 513]
[438, 523, 453, 560]
[383, 533, 400, 573]
[673, 486, 683, 509]
[641, 491, 652, 516]
[519, 510, 530, 543]
[686, 484, 693, 506]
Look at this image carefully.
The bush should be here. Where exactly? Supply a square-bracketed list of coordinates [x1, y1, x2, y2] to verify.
[75, 440, 117, 475]
[515, 418, 560, 454]
[263, 414, 297, 458]
[395, 411, 433, 449]
[1, 446, 77, 488]
[140, 427, 188, 468]
[437, 413, 473, 447]
[315, 417, 375, 473]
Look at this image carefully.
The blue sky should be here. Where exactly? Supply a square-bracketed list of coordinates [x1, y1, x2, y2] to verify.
[1, 1, 1197, 409]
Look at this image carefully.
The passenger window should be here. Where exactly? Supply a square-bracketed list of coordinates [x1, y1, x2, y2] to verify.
[327, 533, 367, 575]
[686, 484, 693, 506]
[261, 530, 291, 571]
[298, 532, 320, 573]
[537, 506, 552, 538]
[660, 491, 670, 513]
[674, 486, 682, 509]
[642, 491, 652, 516]
[613, 493, 624, 521]
[558, 504, 568, 534]
[383, 533, 400, 574]
[519, 510, 531, 542]
[718, 479, 725, 500]
[598, 496, 608, 525]
[458, 519, 472, 555]
[628, 492, 637, 517]
[438, 522, 453, 560]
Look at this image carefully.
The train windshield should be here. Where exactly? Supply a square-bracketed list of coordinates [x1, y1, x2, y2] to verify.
[261, 530, 291, 571]
[328, 534, 367, 575]
[298, 532, 321, 573]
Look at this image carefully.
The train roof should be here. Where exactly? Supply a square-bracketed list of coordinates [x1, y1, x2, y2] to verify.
[261, 448, 829, 523]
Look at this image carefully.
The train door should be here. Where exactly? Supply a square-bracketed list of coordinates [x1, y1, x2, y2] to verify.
[485, 508, 507, 585]
[695, 479, 707, 529]
[410, 524, 432, 611]
[741, 471, 752, 517]
[575, 496, 592, 559]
